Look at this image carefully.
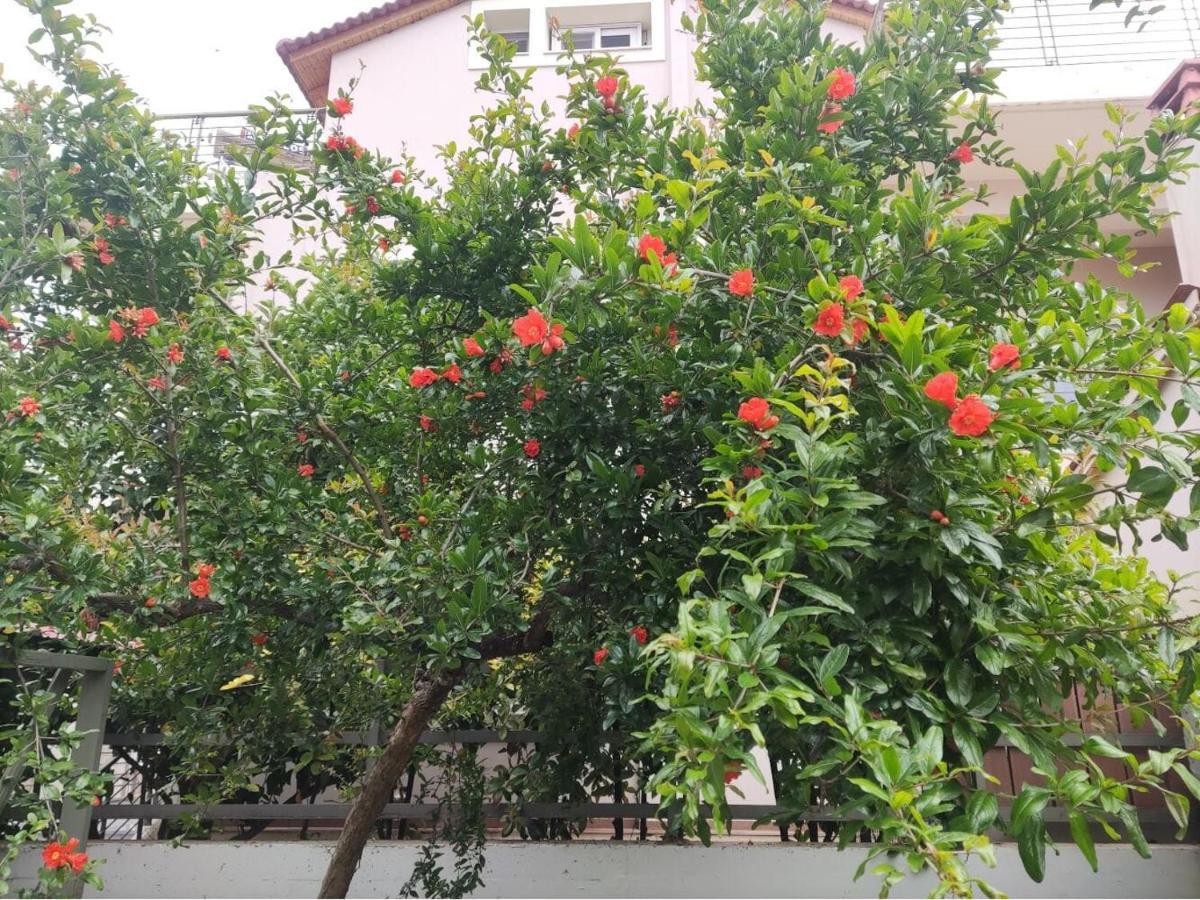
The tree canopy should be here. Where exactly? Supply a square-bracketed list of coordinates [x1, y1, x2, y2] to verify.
[3, 0, 1200, 895]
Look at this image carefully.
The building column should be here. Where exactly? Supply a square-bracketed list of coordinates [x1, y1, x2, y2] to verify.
[1148, 60, 1200, 284]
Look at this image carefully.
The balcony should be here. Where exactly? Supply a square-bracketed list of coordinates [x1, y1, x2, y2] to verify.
[153, 109, 323, 170]
[992, 0, 1200, 68]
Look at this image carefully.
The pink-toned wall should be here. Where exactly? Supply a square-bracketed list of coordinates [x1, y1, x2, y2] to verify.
[326, 2, 865, 178]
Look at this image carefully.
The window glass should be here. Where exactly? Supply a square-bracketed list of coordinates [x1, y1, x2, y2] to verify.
[499, 31, 530, 52]
[600, 30, 633, 48]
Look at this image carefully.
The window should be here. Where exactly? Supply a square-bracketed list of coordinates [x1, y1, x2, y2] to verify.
[551, 23, 644, 51]
[483, 8, 531, 54]
[498, 30, 530, 52]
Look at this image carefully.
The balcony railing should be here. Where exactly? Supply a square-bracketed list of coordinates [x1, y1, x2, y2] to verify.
[153, 109, 323, 170]
[992, 0, 1200, 67]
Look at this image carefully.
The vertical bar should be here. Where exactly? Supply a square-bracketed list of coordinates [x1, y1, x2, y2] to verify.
[610, 747, 624, 840]
[61, 667, 112, 843]
[62, 665, 113, 899]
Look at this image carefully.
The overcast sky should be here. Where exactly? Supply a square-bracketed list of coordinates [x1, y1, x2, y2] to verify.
[0, 1, 366, 113]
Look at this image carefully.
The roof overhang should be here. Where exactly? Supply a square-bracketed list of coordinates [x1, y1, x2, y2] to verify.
[276, 0, 876, 106]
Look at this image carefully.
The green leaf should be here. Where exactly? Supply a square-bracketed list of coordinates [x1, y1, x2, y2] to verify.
[1017, 816, 1047, 882]
[1010, 786, 1050, 834]
[944, 660, 974, 708]
[966, 791, 999, 833]
[1069, 811, 1098, 872]
[1120, 809, 1152, 859]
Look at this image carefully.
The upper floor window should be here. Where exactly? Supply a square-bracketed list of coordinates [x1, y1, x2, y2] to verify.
[551, 23, 646, 51]
[498, 31, 531, 53]
[470, 0, 666, 68]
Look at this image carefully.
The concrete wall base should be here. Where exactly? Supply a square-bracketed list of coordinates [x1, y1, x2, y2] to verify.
[12, 840, 1200, 898]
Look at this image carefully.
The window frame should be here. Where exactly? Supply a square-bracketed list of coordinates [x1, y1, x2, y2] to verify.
[550, 22, 644, 52]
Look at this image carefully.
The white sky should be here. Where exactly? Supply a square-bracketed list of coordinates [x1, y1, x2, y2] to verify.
[0, 1, 371, 113]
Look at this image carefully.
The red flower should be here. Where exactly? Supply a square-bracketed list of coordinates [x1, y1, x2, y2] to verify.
[103, 213, 126, 228]
[0, 315, 9, 331]
[737, 397, 779, 431]
[167, 343, 184, 365]
[593, 646, 609, 665]
[520, 383, 548, 410]
[541, 323, 566, 355]
[14, 396, 37, 422]
[848, 318, 870, 346]
[742, 465, 763, 480]
[442, 363, 463, 383]
[638, 234, 667, 263]
[398, 525, 413, 541]
[813, 302, 845, 337]
[42, 838, 82, 870]
[724, 763, 744, 785]
[817, 104, 844, 133]
[523, 438, 541, 459]
[827, 67, 857, 100]
[391, 169, 405, 184]
[250, 632, 269, 646]
[365, 195, 380, 216]
[988, 342, 1020, 372]
[630, 625, 648, 645]
[728, 268, 755, 297]
[409, 367, 439, 388]
[634, 463, 646, 477]
[329, 96, 353, 117]
[95, 237, 115, 265]
[595, 76, 619, 99]
[108, 320, 125, 342]
[197, 563, 216, 578]
[297, 430, 308, 444]
[923, 371, 959, 410]
[948, 394, 995, 437]
[949, 141, 974, 164]
[419, 415, 437, 432]
[464, 336, 485, 358]
[147, 376, 167, 391]
[215, 346, 232, 361]
[297, 463, 315, 477]
[126, 306, 159, 338]
[567, 122, 581, 140]
[144, 597, 157, 608]
[64, 252, 84, 271]
[188, 576, 211, 599]
[838, 274, 864, 301]
[661, 391, 681, 414]
[666, 323, 679, 347]
[512, 307, 550, 347]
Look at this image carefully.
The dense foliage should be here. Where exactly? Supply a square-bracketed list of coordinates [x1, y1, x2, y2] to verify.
[3, 0, 1200, 895]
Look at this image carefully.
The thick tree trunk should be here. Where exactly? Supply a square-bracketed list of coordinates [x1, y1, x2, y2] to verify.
[318, 671, 461, 898]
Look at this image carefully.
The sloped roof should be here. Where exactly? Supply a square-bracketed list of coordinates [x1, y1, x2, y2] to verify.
[277, 0, 876, 106]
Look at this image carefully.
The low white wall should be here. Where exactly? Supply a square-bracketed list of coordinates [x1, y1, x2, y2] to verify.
[12, 840, 1200, 898]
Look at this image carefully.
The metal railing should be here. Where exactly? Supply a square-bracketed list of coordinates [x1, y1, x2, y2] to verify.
[992, 0, 1200, 67]
[153, 109, 323, 169]
[88, 723, 1196, 844]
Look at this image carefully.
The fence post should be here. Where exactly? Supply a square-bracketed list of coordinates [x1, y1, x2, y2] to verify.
[60, 666, 113, 846]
